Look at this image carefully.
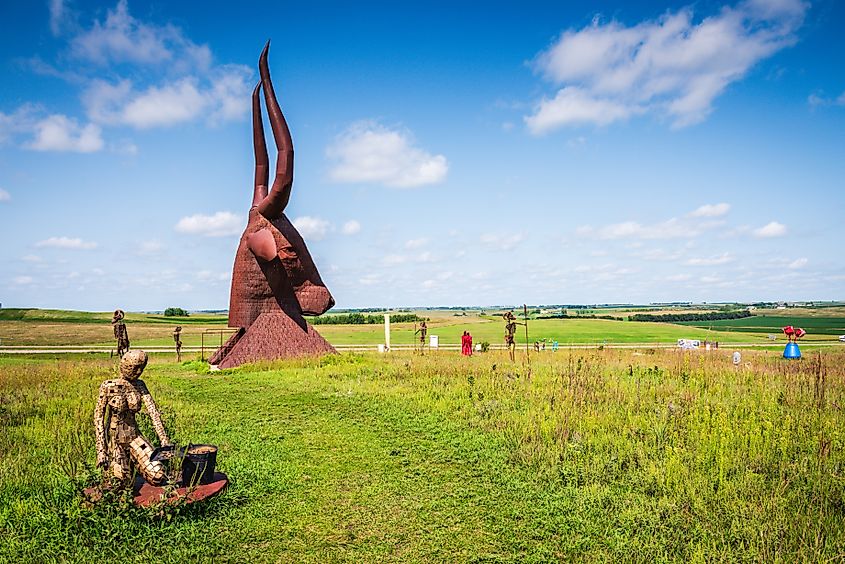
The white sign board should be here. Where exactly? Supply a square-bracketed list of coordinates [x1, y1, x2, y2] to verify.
[429, 335, 439, 349]
[677, 339, 700, 350]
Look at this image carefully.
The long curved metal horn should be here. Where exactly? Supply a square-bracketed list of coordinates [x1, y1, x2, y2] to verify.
[256, 40, 293, 219]
[252, 81, 269, 208]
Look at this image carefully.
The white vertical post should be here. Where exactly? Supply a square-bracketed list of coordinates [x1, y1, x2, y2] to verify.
[384, 313, 391, 352]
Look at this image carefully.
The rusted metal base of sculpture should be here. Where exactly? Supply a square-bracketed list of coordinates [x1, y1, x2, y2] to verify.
[84, 472, 228, 507]
[210, 312, 335, 369]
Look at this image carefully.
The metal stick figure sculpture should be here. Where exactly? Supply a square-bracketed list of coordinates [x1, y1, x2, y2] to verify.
[503, 311, 525, 362]
[210, 42, 335, 368]
[112, 309, 130, 358]
[173, 326, 183, 362]
[414, 321, 428, 354]
[94, 350, 171, 487]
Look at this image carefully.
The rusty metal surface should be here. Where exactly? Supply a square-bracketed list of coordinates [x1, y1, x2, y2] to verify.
[216, 42, 336, 367]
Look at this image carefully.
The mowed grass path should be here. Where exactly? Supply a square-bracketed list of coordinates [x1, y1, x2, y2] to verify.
[2, 350, 844, 562]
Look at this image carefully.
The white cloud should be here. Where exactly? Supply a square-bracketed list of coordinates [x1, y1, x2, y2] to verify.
[21, 254, 42, 263]
[175, 211, 242, 237]
[526, 87, 639, 133]
[35, 236, 98, 250]
[70, 0, 210, 68]
[83, 66, 250, 129]
[341, 220, 361, 235]
[327, 121, 448, 188]
[13, 276, 34, 285]
[382, 254, 407, 266]
[580, 218, 709, 240]
[526, 0, 807, 132]
[753, 221, 787, 238]
[137, 240, 163, 256]
[686, 252, 734, 266]
[689, 203, 731, 217]
[480, 232, 525, 251]
[0, 188, 10, 202]
[788, 257, 808, 269]
[26, 115, 103, 152]
[666, 273, 692, 282]
[48, 0, 73, 36]
[404, 237, 428, 249]
[196, 270, 229, 282]
[292, 216, 331, 241]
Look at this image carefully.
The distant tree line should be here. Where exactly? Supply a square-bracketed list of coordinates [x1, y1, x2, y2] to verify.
[310, 313, 426, 325]
[537, 313, 623, 321]
[164, 307, 190, 317]
[630, 310, 752, 323]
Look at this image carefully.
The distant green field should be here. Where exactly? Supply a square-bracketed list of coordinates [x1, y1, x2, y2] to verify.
[2, 309, 843, 348]
[678, 315, 845, 336]
[0, 308, 228, 325]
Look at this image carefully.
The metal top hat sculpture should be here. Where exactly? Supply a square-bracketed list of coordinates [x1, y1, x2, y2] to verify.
[782, 325, 805, 359]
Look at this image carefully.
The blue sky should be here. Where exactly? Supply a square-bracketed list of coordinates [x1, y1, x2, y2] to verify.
[0, 0, 843, 311]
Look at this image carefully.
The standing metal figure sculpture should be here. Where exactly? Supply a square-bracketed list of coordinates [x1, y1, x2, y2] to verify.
[210, 41, 335, 369]
[94, 350, 171, 487]
[415, 321, 428, 354]
[173, 326, 183, 362]
[503, 311, 524, 362]
[112, 309, 130, 358]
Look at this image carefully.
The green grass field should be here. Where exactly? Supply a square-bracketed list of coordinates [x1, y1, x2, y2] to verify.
[2, 349, 844, 562]
[1, 308, 843, 349]
[679, 315, 845, 335]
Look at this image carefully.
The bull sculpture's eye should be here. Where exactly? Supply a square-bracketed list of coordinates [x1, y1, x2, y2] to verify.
[210, 41, 336, 369]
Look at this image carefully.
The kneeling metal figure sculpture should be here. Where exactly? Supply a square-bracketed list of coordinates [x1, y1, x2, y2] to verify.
[210, 42, 335, 369]
[94, 350, 171, 486]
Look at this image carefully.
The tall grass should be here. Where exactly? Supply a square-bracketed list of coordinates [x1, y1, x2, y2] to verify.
[1, 349, 843, 561]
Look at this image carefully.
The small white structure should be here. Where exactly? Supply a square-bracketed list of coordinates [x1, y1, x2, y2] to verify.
[383, 313, 390, 352]
[732, 351, 742, 365]
[677, 339, 700, 350]
[429, 335, 439, 349]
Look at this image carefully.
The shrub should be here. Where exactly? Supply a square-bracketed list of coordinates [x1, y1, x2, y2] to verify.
[164, 307, 189, 317]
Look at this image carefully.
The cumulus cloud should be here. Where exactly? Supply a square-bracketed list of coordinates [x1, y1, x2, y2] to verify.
[341, 220, 361, 235]
[137, 240, 163, 256]
[526, 87, 640, 133]
[579, 218, 701, 240]
[480, 232, 525, 251]
[686, 252, 734, 266]
[526, 0, 807, 132]
[689, 203, 731, 217]
[753, 221, 787, 238]
[70, 0, 210, 68]
[404, 237, 428, 249]
[175, 211, 242, 237]
[48, 0, 74, 36]
[788, 257, 808, 269]
[20, 0, 251, 143]
[26, 114, 103, 152]
[0, 188, 10, 202]
[327, 121, 448, 188]
[292, 216, 331, 241]
[82, 67, 251, 129]
[35, 236, 98, 249]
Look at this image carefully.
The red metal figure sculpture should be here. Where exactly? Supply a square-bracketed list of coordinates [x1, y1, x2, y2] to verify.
[210, 42, 335, 368]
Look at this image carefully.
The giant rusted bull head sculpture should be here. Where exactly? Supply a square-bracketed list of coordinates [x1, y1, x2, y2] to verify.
[211, 42, 336, 368]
